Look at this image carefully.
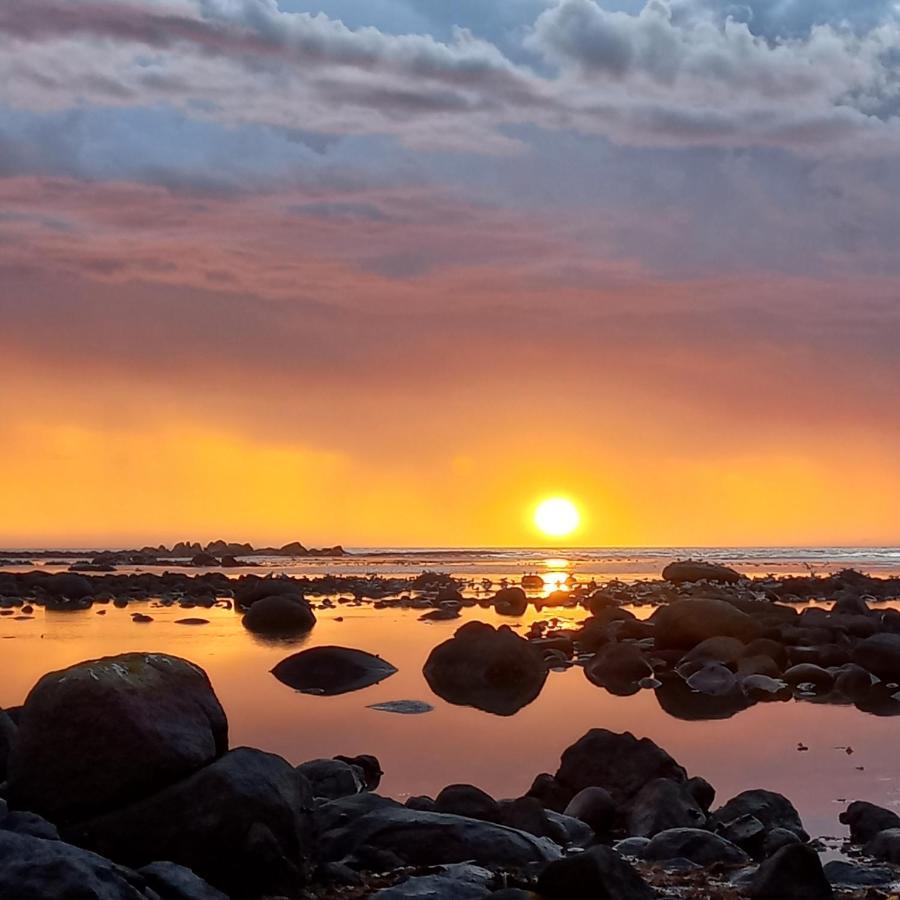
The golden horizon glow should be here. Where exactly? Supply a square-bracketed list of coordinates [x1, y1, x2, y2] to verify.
[534, 497, 581, 539]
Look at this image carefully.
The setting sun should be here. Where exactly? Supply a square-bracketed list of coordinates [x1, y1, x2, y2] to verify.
[534, 497, 581, 539]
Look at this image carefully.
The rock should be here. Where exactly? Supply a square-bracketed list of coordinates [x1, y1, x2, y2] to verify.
[498, 797, 566, 842]
[627, 778, 706, 837]
[839, 800, 900, 843]
[544, 810, 593, 847]
[686, 664, 738, 696]
[486, 891, 534, 900]
[749, 843, 833, 900]
[372, 864, 494, 899]
[823, 860, 895, 887]
[315, 792, 401, 835]
[420, 608, 461, 622]
[423, 622, 548, 716]
[852, 633, 900, 680]
[297, 758, 365, 800]
[655, 673, 749, 720]
[743, 638, 789, 669]
[435, 785, 501, 823]
[741, 674, 790, 701]
[0, 709, 16, 781]
[662, 561, 741, 585]
[526, 774, 571, 813]
[320, 806, 561, 868]
[833, 664, 873, 699]
[334, 754, 383, 791]
[2, 811, 60, 841]
[7, 653, 227, 823]
[685, 776, 716, 812]
[864, 827, 900, 863]
[272, 646, 397, 695]
[763, 827, 801, 857]
[645, 828, 749, 865]
[138, 861, 229, 899]
[783, 664, 833, 691]
[65, 748, 315, 899]
[831, 593, 872, 617]
[585, 643, 653, 691]
[241, 594, 316, 635]
[367, 700, 434, 714]
[0, 830, 149, 899]
[493, 587, 528, 616]
[536, 845, 656, 900]
[190, 553, 219, 567]
[652, 599, 760, 650]
[614, 837, 651, 858]
[234, 576, 303, 609]
[563, 786, 617, 834]
[555, 729, 686, 805]
[716, 814, 766, 856]
[37, 573, 93, 600]
[712, 790, 809, 841]
[683, 636, 746, 666]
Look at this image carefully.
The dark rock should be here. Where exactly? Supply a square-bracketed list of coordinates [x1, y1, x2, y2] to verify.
[839, 800, 900, 843]
[563, 786, 617, 834]
[627, 778, 706, 837]
[405, 796, 436, 812]
[655, 674, 749, 720]
[233, 576, 303, 609]
[435, 785, 501, 823]
[833, 664, 874, 699]
[716, 814, 766, 856]
[0, 830, 148, 899]
[2, 811, 60, 841]
[652, 599, 760, 650]
[334, 754, 383, 791]
[423, 622, 547, 716]
[831, 593, 872, 617]
[498, 797, 566, 843]
[493, 587, 528, 616]
[319, 806, 561, 868]
[7, 653, 227, 823]
[555, 729, 686, 805]
[743, 638, 789, 669]
[544, 810, 593, 847]
[783, 664, 834, 691]
[662, 561, 741, 584]
[683, 636, 746, 666]
[242, 594, 316, 635]
[644, 828, 749, 866]
[37, 573, 93, 600]
[614, 837, 651, 858]
[686, 664, 738, 696]
[526, 774, 571, 813]
[65, 747, 315, 900]
[486, 891, 534, 900]
[190, 553, 219, 567]
[297, 758, 365, 800]
[272, 646, 397, 695]
[864, 827, 900, 863]
[372, 864, 494, 899]
[685, 776, 716, 812]
[852, 633, 900, 681]
[763, 827, 801, 856]
[713, 790, 808, 841]
[536, 845, 656, 900]
[367, 700, 434, 714]
[0, 709, 16, 781]
[823, 859, 895, 887]
[749, 843, 833, 900]
[585, 643, 653, 691]
[138, 861, 228, 899]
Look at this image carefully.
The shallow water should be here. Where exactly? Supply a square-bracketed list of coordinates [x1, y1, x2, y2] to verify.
[2, 584, 900, 842]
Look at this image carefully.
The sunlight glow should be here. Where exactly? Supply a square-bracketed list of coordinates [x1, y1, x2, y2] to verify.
[534, 497, 580, 539]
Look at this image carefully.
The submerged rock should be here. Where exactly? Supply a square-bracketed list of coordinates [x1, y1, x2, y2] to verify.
[423, 622, 547, 716]
[7, 653, 227, 823]
[272, 646, 397, 695]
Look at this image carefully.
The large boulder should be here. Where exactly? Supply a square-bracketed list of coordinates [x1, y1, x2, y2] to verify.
[852, 634, 900, 681]
[662, 561, 741, 585]
[555, 730, 686, 805]
[712, 790, 809, 841]
[652, 599, 760, 650]
[585, 643, 653, 692]
[65, 748, 316, 899]
[423, 623, 547, 716]
[7, 653, 227, 823]
[319, 806, 561, 869]
[434, 785, 501, 823]
[839, 800, 900, 843]
[36, 573, 94, 600]
[644, 828, 749, 866]
[626, 778, 706, 837]
[536, 845, 656, 900]
[241, 594, 316, 635]
[563, 787, 617, 834]
[272, 646, 397, 695]
[749, 843, 833, 900]
[492, 588, 528, 616]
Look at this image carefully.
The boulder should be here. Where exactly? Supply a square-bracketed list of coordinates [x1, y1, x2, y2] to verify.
[0, 709, 16, 781]
[372, 864, 494, 899]
[0, 830, 149, 899]
[242, 594, 316, 635]
[423, 623, 547, 716]
[662, 561, 741, 585]
[644, 828, 749, 866]
[2, 811, 60, 841]
[749, 843, 833, 900]
[655, 673, 749, 720]
[626, 778, 705, 837]
[233, 577, 303, 609]
[7, 653, 227, 823]
[563, 786, 617, 834]
[783, 664, 833, 691]
[839, 800, 900, 843]
[683, 637, 746, 667]
[585, 643, 653, 691]
[763, 827, 801, 857]
[65, 748, 315, 899]
[833, 664, 874, 699]
[712, 790, 809, 841]
[822, 860, 895, 887]
[296, 759, 365, 801]
[138, 861, 228, 899]
[435, 785, 501, 823]
[614, 837, 651, 858]
[685, 776, 716, 812]
[864, 827, 900, 863]
[498, 797, 566, 843]
[555, 730, 686, 804]
[319, 806, 561, 869]
[536, 845, 656, 900]
[686, 664, 738, 696]
[37, 573, 93, 600]
[852, 634, 900, 681]
[652, 600, 760, 650]
[272, 646, 397, 695]
[334, 754, 383, 790]
[526, 774, 571, 813]
[492, 588, 528, 616]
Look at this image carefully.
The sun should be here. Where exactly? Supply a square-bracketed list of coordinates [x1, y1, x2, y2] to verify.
[534, 497, 580, 539]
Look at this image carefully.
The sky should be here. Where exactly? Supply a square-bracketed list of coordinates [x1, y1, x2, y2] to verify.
[3, 0, 900, 548]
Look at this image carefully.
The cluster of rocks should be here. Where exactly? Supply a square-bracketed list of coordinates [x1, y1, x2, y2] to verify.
[0, 652, 897, 899]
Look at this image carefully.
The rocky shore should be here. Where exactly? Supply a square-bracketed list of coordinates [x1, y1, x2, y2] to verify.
[0, 647, 898, 899]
